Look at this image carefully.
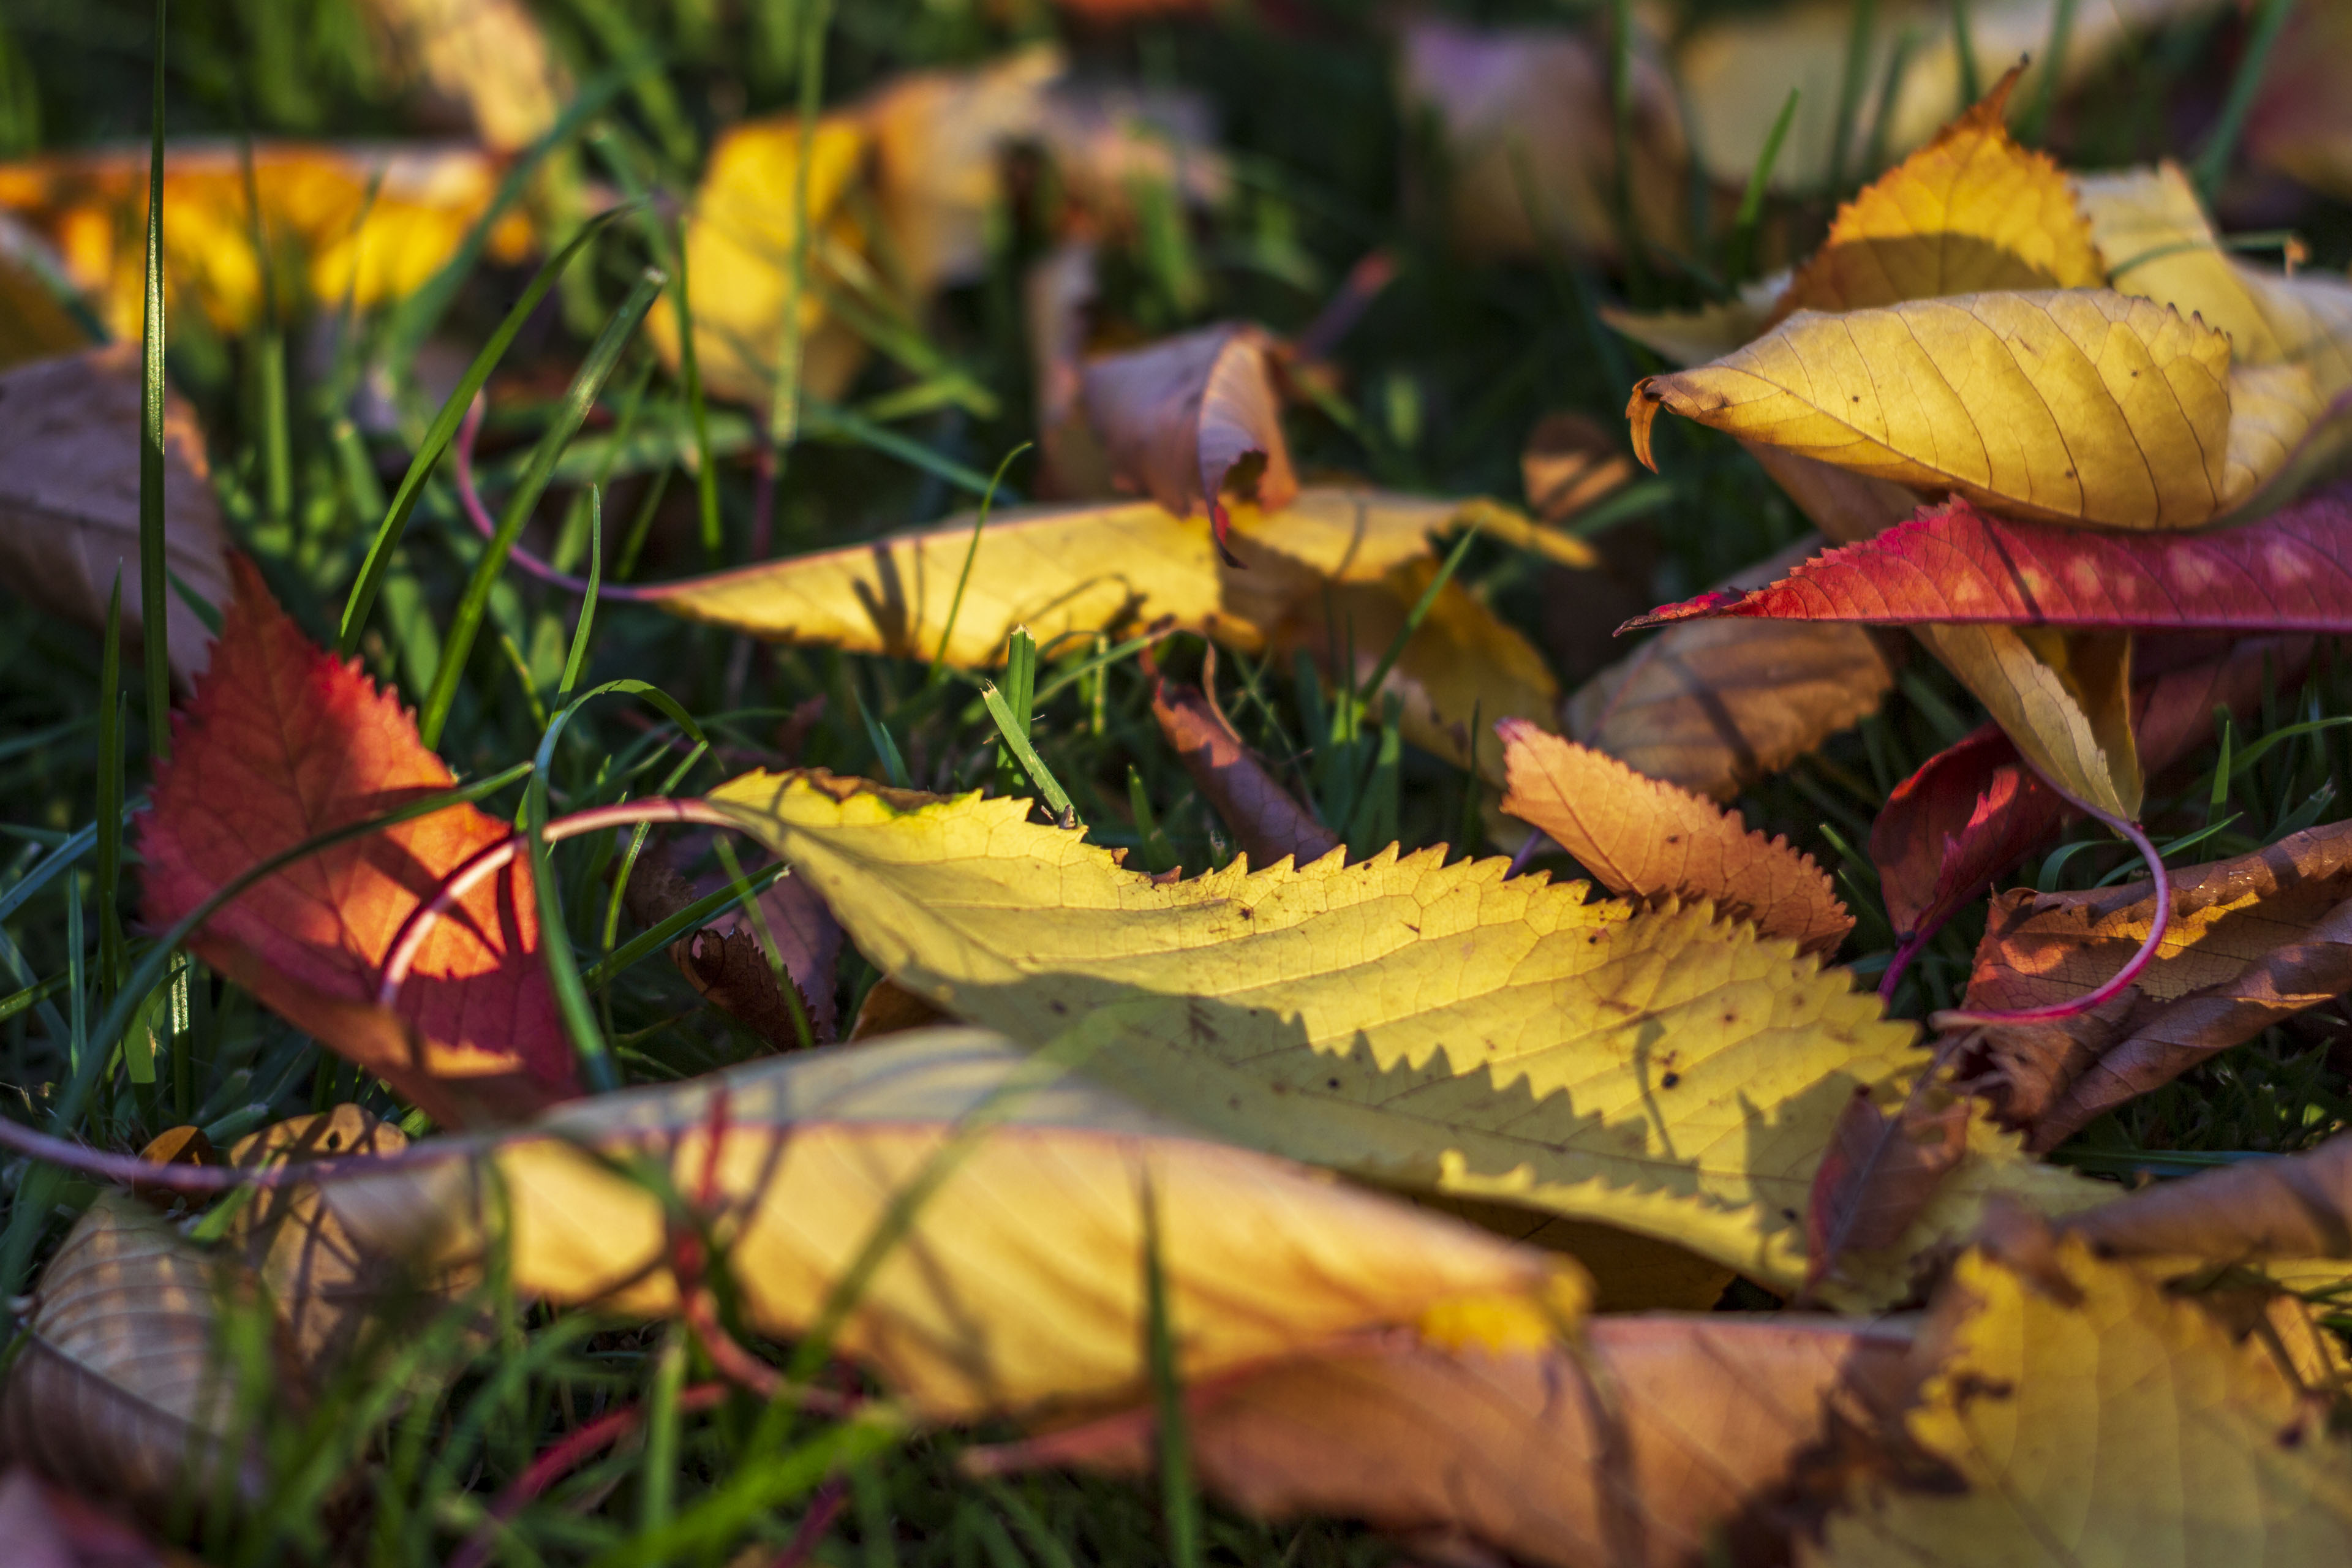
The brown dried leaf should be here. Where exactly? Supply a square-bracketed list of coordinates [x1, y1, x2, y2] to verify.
[0, 1196, 281, 1517]
[624, 850, 842, 1046]
[1953, 819, 2352, 1149]
[971, 1316, 1914, 1568]
[1519, 412, 1632, 524]
[0, 345, 228, 685]
[2068, 1132, 2352, 1267]
[1566, 536, 1901, 801]
[1498, 720, 1852, 954]
[1025, 237, 1111, 499]
[1152, 677, 1338, 870]
[1079, 323, 1298, 531]
[1805, 1087, 1970, 1287]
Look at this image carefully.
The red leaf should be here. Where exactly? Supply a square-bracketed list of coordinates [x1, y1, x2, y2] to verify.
[1623, 489, 2352, 635]
[1804, 1087, 1969, 1287]
[1872, 635, 2310, 949]
[137, 557, 576, 1126]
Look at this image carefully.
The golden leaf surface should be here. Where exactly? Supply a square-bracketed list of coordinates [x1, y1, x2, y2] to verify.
[328, 1027, 1578, 1420]
[650, 488, 1569, 780]
[703, 772, 2103, 1297]
[1811, 1235, 2352, 1566]
[1909, 624, 2141, 821]
[1629, 290, 2319, 530]
[1771, 69, 2104, 320]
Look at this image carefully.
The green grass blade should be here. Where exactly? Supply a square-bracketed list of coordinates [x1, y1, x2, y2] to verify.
[2190, 0, 2297, 200]
[584, 858, 785, 991]
[419, 266, 666, 748]
[558, 489, 604, 706]
[97, 575, 124, 1000]
[1355, 520, 1480, 709]
[981, 682, 1077, 823]
[1142, 1175, 1202, 1568]
[1951, 0, 1981, 104]
[930, 443, 1032, 682]
[766, 0, 835, 452]
[138, 0, 170, 763]
[339, 206, 636, 658]
[1727, 89, 1800, 282]
[1826, 0, 1877, 196]
[2017, 0, 2080, 145]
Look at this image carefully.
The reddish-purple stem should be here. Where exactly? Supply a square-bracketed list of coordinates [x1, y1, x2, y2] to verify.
[1877, 930, 1932, 1001]
[1930, 808, 2172, 1028]
[453, 394, 663, 601]
[765, 1477, 849, 1568]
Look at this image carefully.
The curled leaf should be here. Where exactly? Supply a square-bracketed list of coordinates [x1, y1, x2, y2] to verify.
[1951, 819, 2352, 1149]
[974, 1316, 1915, 1568]
[1908, 623, 2139, 820]
[137, 558, 575, 1126]
[0, 345, 228, 685]
[1629, 490, 2352, 635]
[625, 851, 842, 1046]
[1496, 720, 1852, 954]
[328, 1027, 1579, 1421]
[1152, 677, 1338, 871]
[1630, 290, 2319, 531]
[1079, 323, 1297, 535]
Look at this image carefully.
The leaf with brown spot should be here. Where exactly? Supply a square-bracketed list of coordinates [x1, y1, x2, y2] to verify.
[1949, 818, 2352, 1150]
[1497, 720, 1851, 954]
[1152, 677, 1338, 870]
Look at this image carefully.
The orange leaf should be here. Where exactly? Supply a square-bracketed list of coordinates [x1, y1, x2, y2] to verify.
[1497, 720, 1852, 955]
[137, 558, 576, 1127]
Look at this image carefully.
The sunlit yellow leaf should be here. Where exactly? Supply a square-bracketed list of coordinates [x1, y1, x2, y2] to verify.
[704, 772, 2106, 1299]
[649, 488, 1569, 780]
[643, 114, 873, 411]
[330, 1027, 1580, 1420]
[1771, 67, 2104, 320]
[1812, 1234, 2352, 1566]
[1630, 289, 2318, 530]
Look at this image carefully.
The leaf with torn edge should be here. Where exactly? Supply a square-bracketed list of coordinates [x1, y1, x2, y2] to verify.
[1496, 720, 1852, 955]
[1628, 490, 2352, 635]
[326, 1027, 1581, 1421]
[0, 345, 228, 685]
[1568, 535, 1901, 802]
[137, 557, 575, 1127]
[1950, 818, 2352, 1150]
[1770, 67, 2103, 323]
[649, 487, 1570, 781]
[0, 1196, 281, 1517]
[1629, 290, 2320, 531]
[1152, 677, 1338, 872]
[1812, 1232, 2352, 1566]
[1079, 322, 1297, 538]
[703, 770, 2106, 1301]
[971, 1314, 1915, 1568]
[1871, 635, 2304, 949]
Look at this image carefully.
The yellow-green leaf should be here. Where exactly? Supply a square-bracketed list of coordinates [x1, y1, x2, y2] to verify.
[329, 1026, 1579, 1420]
[703, 771, 2104, 1298]
[1912, 624, 2142, 820]
[1629, 289, 2320, 530]
[1812, 1234, 2352, 1566]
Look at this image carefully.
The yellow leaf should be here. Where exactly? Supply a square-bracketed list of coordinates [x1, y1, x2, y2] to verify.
[353, 0, 570, 153]
[330, 1027, 1577, 1420]
[2081, 161, 2352, 404]
[861, 47, 1061, 297]
[649, 488, 1566, 780]
[1912, 624, 2141, 820]
[1771, 67, 2105, 320]
[1602, 275, 1783, 368]
[1630, 289, 2318, 530]
[642, 114, 873, 411]
[702, 771, 2102, 1298]
[1812, 1234, 2352, 1566]
[0, 222, 89, 371]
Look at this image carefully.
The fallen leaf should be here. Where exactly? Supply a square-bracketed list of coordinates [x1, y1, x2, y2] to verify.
[1630, 290, 2320, 531]
[623, 848, 843, 1046]
[2079, 162, 2352, 406]
[0, 1467, 186, 1568]
[137, 557, 575, 1127]
[1629, 490, 2352, 636]
[1770, 67, 2105, 322]
[1029, 78, 1229, 230]
[1805, 1086, 1971, 1287]
[354, 0, 569, 151]
[703, 769, 2104, 1300]
[1909, 623, 2141, 820]
[1152, 677, 1338, 871]
[641, 113, 873, 411]
[2245, 1, 2352, 202]
[0, 345, 229, 686]
[1079, 322, 1298, 534]
[1413, 1198, 1738, 1311]
[973, 1314, 1916, 1568]
[0, 1195, 280, 1517]
[1741, 439, 1929, 544]
[1811, 1231, 2352, 1564]
[327, 1026, 1584, 1420]
[1496, 720, 1852, 954]
[1601, 274, 1787, 370]
[0, 143, 535, 339]
[0, 221, 91, 371]
[224, 1105, 475, 1367]
[1520, 411, 1634, 524]
[1871, 635, 2304, 950]
[861, 46, 1060, 297]
[1025, 236, 1110, 499]
[1951, 819, 2352, 1148]
[1397, 15, 1687, 259]
[648, 487, 1564, 780]
[1567, 536, 1901, 801]
[2067, 1130, 2352, 1265]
